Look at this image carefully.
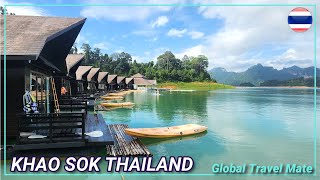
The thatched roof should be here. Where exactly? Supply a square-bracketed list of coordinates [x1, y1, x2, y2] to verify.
[107, 75, 117, 84]
[148, 80, 157, 85]
[76, 66, 92, 80]
[131, 73, 145, 78]
[98, 72, 108, 83]
[133, 77, 152, 86]
[66, 54, 84, 73]
[125, 77, 133, 84]
[0, 15, 85, 59]
[117, 76, 126, 84]
[87, 68, 100, 81]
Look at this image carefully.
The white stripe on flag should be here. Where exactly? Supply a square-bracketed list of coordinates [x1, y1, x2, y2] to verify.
[289, 24, 312, 28]
[289, 11, 311, 16]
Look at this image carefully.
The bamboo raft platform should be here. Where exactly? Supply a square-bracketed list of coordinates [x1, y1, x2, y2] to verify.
[106, 124, 152, 157]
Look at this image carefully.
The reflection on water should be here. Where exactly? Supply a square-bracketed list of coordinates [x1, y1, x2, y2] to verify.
[3, 88, 320, 180]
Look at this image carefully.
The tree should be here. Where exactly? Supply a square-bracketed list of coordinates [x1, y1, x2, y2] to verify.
[81, 43, 92, 64]
[1, 6, 15, 15]
[69, 43, 78, 54]
[156, 51, 182, 71]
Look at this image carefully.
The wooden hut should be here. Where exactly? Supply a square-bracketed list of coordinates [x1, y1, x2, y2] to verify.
[97, 72, 108, 91]
[75, 66, 92, 94]
[65, 54, 85, 95]
[107, 75, 117, 91]
[125, 77, 134, 89]
[86, 68, 100, 94]
[0, 15, 86, 140]
[117, 76, 126, 90]
[131, 73, 155, 90]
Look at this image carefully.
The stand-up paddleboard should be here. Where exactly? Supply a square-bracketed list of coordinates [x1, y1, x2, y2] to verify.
[124, 124, 207, 138]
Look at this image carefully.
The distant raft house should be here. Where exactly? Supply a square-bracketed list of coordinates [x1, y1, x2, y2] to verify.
[107, 74, 118, 91]
[65, 54, 85, 95]
[117, 76, 126, 90]
[87, 67, 100, 93]
[125, 77, 134, 89]
[97, 72, 109, 91]
[75, 66, 92, 94]
[131, 73, 157, 90]
[1, 15, 115, 151]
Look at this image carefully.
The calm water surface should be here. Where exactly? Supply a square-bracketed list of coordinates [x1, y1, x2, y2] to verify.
[3, 88, 320, 180]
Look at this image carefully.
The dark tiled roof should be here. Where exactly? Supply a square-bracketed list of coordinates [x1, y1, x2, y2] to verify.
[107, 75, 117, 84]
[98, 72, 108, 83]
[117, 76, 126, 84]
[66, 54, 84, 73]
[0, 15, 85, 58]
[87, 68, 100, 81]
[76, 66, 92, 80]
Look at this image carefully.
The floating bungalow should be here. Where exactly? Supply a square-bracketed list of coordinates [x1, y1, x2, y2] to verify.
[1, 15, 85, 139]
[0, 15, 115, 151]
[117, 76, 126, 90]
[97, 72, 109, 91]
[107, 74, 118, 91]
[86, 68, 100, 94]
[65, 54, 85, 95]
[76, 66, 92, 94]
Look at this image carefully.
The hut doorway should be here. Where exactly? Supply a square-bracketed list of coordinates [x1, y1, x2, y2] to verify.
[30, 72, 50, 113]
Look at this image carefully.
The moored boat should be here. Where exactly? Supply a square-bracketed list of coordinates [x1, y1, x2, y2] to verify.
[101, 96, 124, 100]
[101, 102, 135, 107]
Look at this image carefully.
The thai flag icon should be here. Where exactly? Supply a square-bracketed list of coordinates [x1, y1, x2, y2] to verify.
[288, 7, 313, 33]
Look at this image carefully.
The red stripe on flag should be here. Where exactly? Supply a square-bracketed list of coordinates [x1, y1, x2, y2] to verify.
[292, 7, 309, 12]
[292, 28, 308, 32]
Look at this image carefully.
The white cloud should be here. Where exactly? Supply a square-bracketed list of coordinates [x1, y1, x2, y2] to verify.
[188, 31, 204, 39]
[80, 0, 186, 21]
[175, 45, 205, 59]
[1, 1, 48, 16]
[190, 0, 319, 71]
[151, 16, 169, 28]
[167, 28, 187, 37]
[93, 42, 108, 50]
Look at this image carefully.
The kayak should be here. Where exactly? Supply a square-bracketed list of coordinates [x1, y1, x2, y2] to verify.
[124, 124, 207, 138]
[101, 102, 135, 107]
[101, 96, 124, 100]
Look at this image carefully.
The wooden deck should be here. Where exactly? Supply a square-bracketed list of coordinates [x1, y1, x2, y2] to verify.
[81, 113, 114, 145]
[106, 124, 152, 156]
[14, 112, 113, 150]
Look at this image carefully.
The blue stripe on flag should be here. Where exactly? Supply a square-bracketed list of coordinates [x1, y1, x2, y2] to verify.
[288, 16, 312, 24]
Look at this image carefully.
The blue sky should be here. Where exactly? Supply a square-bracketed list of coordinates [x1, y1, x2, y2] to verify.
[2, 0, 319, 72]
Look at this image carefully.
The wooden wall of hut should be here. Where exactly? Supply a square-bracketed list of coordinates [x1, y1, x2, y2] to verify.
[1, 61, 26, 140]
[70, 79, 78, 95]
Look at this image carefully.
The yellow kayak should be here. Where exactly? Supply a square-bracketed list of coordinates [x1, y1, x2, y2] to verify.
[101, 96, 124, 100]
[124, 124, 208, 138]
[101, 102, 135, 107]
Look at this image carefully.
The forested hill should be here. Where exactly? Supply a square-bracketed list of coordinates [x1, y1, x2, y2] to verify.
[70, 43, 213, 83]
[260, 77, 319, 87]
[209, 64, 319, 86]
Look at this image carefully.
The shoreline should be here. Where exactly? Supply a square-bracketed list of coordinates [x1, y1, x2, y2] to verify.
[237, 86, 319, 89]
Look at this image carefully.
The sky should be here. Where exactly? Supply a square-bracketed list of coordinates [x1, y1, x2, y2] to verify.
[1, 0, 319, 72]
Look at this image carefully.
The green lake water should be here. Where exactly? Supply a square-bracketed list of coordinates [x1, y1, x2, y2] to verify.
[2, 88, 320, 180]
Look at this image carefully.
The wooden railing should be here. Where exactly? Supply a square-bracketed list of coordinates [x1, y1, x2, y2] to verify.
[59, 98, 88, 114]
[17, 112, 86, 145]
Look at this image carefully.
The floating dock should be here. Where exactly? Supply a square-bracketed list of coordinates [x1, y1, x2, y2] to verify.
[106, 124, 152, 156]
